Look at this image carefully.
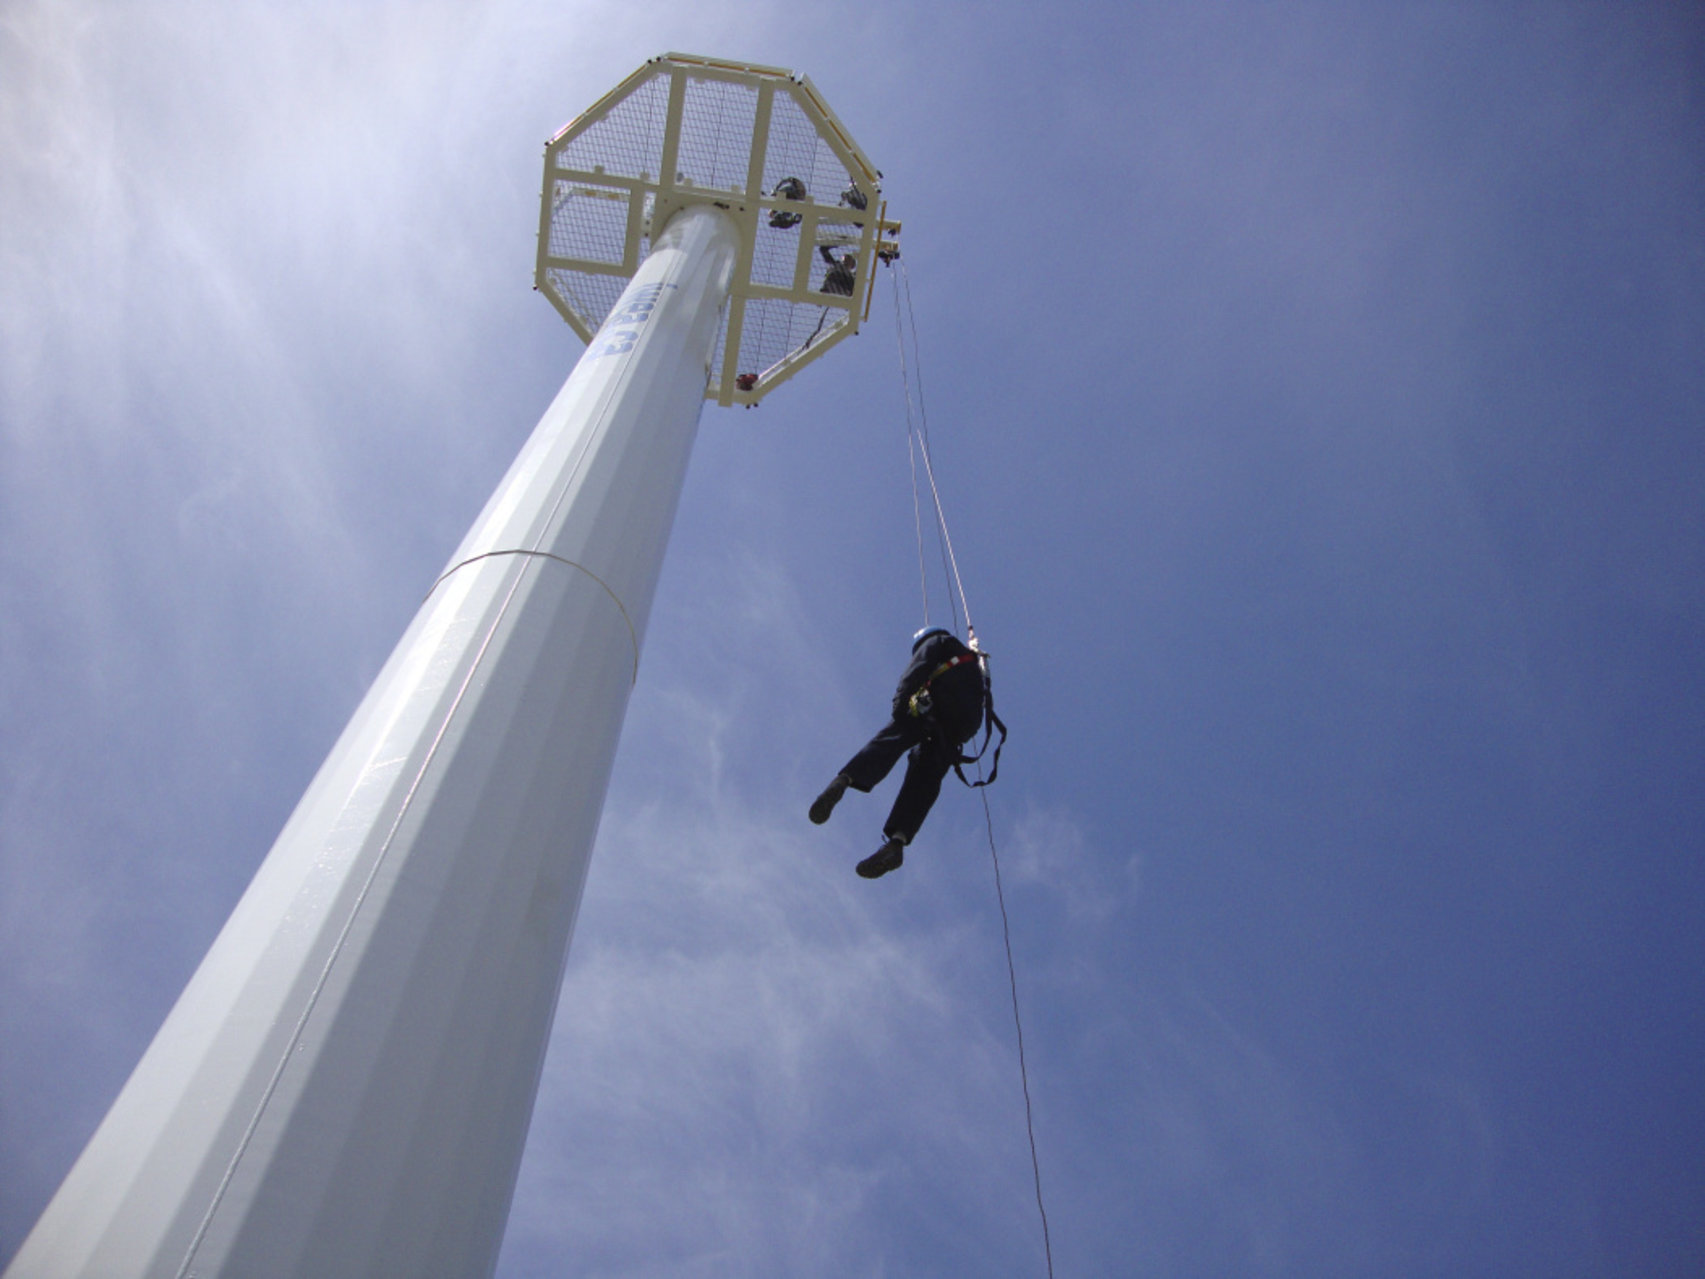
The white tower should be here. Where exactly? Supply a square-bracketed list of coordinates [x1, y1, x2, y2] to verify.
[7, 54, 897, 1279]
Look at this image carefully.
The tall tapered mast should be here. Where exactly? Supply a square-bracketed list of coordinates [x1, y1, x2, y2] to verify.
[7, 53, 896, 1279]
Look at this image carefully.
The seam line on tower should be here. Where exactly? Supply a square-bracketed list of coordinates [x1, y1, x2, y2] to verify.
[429, 549, 639, 685]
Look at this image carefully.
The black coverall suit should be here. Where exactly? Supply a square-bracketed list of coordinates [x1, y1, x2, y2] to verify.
[840, 632, 985, 845]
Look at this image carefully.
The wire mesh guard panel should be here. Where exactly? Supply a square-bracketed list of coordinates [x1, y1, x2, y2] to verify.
[537, 55, 887, 405]
[676, 76, 758, 192]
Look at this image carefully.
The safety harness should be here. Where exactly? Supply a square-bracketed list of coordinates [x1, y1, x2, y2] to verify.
[907, 650, 1009, 789]
[905, 652, 976, 717]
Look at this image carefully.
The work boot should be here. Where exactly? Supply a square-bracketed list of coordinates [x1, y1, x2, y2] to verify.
[809, 773, 851, 825]
[856, 836, 905, 879]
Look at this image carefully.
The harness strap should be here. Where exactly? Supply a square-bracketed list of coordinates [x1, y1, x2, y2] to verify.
[952, 673, 1007, 790]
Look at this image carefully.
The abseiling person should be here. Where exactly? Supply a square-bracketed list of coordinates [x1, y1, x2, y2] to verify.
[809, 627, 986, 878]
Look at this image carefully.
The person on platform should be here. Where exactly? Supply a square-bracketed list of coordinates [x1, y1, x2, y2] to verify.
[809, 627, 986, 878]
[818, 245, 857, 296]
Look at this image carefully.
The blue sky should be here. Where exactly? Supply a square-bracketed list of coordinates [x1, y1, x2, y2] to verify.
[3, 2, 1703, 1275]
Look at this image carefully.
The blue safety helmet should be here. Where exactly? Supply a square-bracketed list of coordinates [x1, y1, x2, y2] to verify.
[911, 626, 952, 651]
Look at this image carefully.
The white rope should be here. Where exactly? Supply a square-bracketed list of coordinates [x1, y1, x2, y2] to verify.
[890, 273, 932, 626]
[891, 263, 955, 633]
[891, 260, 975, 642]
